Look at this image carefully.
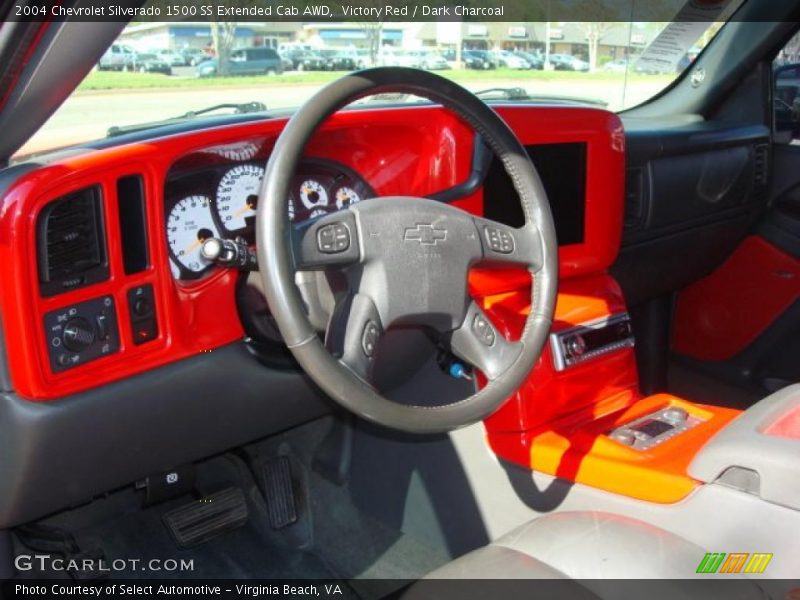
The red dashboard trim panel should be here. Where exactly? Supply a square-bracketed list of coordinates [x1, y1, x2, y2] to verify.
[0, 105, 624, 400]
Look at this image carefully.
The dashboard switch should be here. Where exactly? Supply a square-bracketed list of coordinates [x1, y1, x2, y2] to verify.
[62, 318, 96, 352]
[127, 284, 158, 346]
[44, 296, 120, 373]
[317, 223, 350, 254]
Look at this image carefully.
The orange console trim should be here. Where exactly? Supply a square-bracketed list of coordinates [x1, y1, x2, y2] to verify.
[489, 395, 740, 504]
[480, 273, 743, 504]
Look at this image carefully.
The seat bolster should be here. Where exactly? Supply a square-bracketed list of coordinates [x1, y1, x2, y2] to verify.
[494, 511, 707, 579]
[424, 544, 569, 579]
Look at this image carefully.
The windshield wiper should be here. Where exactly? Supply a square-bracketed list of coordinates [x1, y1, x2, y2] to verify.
[107, 101, 268, 137]
[474, 88, 607, 108]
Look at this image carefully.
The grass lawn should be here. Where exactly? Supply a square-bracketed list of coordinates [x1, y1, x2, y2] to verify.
[77, 68, 671, 93]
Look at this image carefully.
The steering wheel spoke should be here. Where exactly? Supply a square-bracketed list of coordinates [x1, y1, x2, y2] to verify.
[471, 216, 544, 272]
[325, 292, 383, 384]
[291, 210, 361, 271]
[449, 302, 523, 382]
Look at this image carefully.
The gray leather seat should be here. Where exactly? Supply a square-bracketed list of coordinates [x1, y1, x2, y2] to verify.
[411, 511, 764, 599]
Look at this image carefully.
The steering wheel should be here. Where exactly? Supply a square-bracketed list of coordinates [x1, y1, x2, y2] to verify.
[256, 68, 558, 434]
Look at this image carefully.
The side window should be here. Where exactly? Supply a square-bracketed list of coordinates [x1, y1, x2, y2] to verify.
[774, 32, 800, 143]
[111, 46, 120, 54]
[230, 50, 245, 62]
[248, 49, 267, 61]
[264, 49, 279, 60]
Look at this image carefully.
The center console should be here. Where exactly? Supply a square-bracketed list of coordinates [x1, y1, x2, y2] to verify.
[480, 273, 742, 504]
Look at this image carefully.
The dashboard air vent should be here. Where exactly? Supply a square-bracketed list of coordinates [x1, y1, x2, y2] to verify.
[37, 186, 109, 297]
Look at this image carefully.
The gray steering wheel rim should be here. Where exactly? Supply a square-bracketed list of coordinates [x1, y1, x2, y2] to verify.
[256, 67, 558, 434]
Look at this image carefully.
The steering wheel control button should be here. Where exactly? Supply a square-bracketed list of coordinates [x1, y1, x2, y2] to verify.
[361, 320, 380, 357]
[44, 295, 120, 373]
[127, 284, 158, 346]
[484, 226, 514, 254]
[472, 313, 496, 346]
[317, 223, 350, 254]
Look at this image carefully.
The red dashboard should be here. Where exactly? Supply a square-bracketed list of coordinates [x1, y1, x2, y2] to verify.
[0, 104, 624, 400]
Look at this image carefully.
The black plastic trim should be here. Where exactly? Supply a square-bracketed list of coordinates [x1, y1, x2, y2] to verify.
[0, 342, 333, 528]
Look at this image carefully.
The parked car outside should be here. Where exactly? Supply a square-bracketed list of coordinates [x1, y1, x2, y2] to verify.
[180, 47, 206, 67]
[155, 49, 186, 67]
[97, 43, 137, 71]
[549, 54, 590, 71]
[462, 50, 496, 70]
[491, 50, 531, 69]
[516, 51, 544, 70]
[196, 47, 283, 78]
[317, 49, 357, 71]
[603, 58, 630, 73]
[126, 53, 172, 75]
[412, 50, 450, 70]
[282, 48, 326, 71]
[377, 48, 419, 68]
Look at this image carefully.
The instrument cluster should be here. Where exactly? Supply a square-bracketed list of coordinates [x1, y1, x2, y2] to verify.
[164, 158, 373, 280]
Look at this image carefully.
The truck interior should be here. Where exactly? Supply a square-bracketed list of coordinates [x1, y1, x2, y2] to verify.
[0, 1, 799, 596]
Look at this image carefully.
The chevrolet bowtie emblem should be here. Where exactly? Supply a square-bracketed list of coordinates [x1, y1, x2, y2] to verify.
[403, 224, 447, 245]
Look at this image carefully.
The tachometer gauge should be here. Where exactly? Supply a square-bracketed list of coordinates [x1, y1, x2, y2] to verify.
[167, 195, 220, 274]
[299, 180, 328, 209]
[216, 164, 264, 232]
[335, 186, 362, 209]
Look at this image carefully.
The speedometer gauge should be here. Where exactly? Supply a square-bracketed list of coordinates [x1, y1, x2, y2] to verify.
[299, 180, 328, 209]
[216, 164, 264, 232]
[167, 195, 220, 274]
[335, 186, 362, 209]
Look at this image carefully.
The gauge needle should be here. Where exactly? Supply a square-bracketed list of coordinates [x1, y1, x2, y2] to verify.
[234, 203, 253, 217]
[184, 239, 204, 254]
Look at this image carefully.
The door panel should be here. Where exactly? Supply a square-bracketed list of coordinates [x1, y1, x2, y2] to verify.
[672, 142, 800, 394]
[672, 235, 800, 362]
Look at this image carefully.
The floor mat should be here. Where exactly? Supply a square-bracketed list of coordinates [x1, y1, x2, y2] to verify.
[14, 454, 339, 582]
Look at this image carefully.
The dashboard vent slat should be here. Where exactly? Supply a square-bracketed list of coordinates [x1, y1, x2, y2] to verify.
[37, 186, 109, 297]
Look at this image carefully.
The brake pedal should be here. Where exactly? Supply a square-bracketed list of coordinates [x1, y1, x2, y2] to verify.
[163, 487, 248, 549]
[262, 456, 298, 529]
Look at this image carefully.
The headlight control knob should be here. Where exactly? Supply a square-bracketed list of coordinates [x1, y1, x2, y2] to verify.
[62, 317, 96, 352]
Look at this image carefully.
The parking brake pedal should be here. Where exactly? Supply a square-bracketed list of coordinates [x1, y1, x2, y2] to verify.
[163, 487, 248, 549]
[262, 456, 298, 529]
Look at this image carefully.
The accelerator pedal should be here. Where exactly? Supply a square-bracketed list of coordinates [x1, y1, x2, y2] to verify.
[262, 456, 298, 529]
[163, 487, 248, 549]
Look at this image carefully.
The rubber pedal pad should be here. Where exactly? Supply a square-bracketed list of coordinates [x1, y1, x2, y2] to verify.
[262, 455, 298, 529]
[162, 487, 248, 548]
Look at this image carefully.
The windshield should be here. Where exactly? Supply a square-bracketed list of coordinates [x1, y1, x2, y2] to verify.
[16, 14, 737, 159]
